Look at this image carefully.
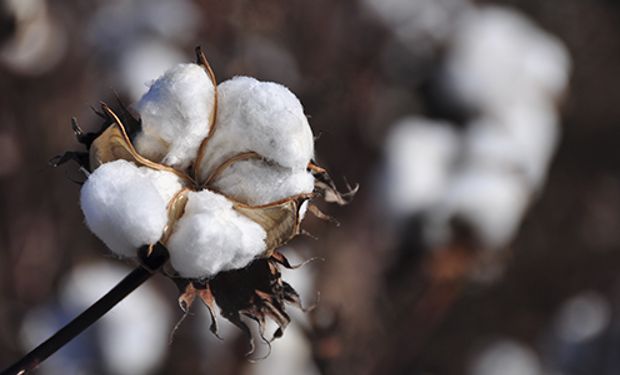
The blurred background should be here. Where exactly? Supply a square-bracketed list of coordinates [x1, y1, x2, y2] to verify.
[0, 0, 619, 374]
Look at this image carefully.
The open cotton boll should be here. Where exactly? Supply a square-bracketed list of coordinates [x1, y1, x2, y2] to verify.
[469, 339, 542, 375]
[210, 159, 315, 206]
[385, 117, 460, 217]
[362, 0, 471, 53]
[198, 76, 314, 182]
[465, 102, 559, 189]
[134, 63, 215, 169]
[137, 166, 185, 203]
[443, 5, 571, 111]
[118, 40, 186, 100]
[428, 167, 530, 249]
[167, 190, 267, 278]
[80, 160, 170, 257]
[59, 262, 171, 375]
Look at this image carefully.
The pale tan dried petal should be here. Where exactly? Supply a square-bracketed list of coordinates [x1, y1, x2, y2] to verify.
[234, 198, 308, 254]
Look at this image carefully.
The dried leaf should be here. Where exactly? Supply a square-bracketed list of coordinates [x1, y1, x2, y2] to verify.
[88, 124, 137, 170]
[234, 198, 303, 254]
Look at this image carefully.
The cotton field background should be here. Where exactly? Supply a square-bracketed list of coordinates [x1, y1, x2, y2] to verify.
[0, 0, 619, 374]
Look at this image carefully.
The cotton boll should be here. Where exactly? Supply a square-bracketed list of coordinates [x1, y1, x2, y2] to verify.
[137, 166, 184, 203]
[385, 117, 460, 217]
[211, 159, 315, 206]
[362, 0, 471, 54]
[465, 102, 559, 189]
[198, 76, 314, 182]
[444, 5, 571, 111]
[118, 39, 186, 100]
[0, 0, 66, 76]
[554, 292, 611, 344]
[134, 63, 215, 169]
[469, 339, 542, 375]
[60, 262, 171, 375]
[428, 167, 530, 249]
[167, 190, 267, 278]
[80, 160, 169, 257]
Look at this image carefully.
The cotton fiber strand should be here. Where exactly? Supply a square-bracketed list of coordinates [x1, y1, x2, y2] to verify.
[198, 76, 314, 182]
[134, 63, 215, 169]
[211, 159, 315, 206]
[80, 160, 170, 257]
[167, 190, 267, 278]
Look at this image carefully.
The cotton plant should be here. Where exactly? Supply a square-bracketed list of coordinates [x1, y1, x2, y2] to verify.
[13, 47, 353, 371]
[384, 5, 571, 255]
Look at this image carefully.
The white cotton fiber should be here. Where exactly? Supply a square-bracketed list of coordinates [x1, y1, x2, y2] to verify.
[385, 117, 460, 217]
[80, 160, 171, 257]
[210, 159, 315, 206]
[167, 190, 267, 278]
[134, 63, 215, 169]
[362, 0, 470, 51]
[469, 340, 541, 375]
[465, 102, 559, 189]
[197, 76, 314, 182]
[137, 166, 185, 203]
[59, 262, 171, 375]
[428, 167, 530, 249]
[443, 5, 571, 111]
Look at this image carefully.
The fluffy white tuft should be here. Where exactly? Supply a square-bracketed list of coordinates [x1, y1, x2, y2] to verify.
[385, 117, 459, 217]
[428, 167, 530, 249]
[167, 190, 267, 278]
[137, 166, 185, 203]
[465, 102, 559, 190]
[134, 63, 215, 169]
[210, 159, 315, 206]
[197, 76, 314, 182]
[80, 160, 174, 257]
[444, 6, 571, 112]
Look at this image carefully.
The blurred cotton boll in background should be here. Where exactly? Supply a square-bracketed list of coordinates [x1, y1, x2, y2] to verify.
[554, 291, 611, 344]
[442, 5, 572, 112]
[384, 117, 459, 218]
[464, 102, 560, 190]
[118, 40, 187, 100]
[382, 3, 571, 255]
[86, 0, 201, 100]
[0, 0, 66, 75]
[469, 339, 542, 375]
[20, 262, 172, 375]
[362, 0, 471, 56]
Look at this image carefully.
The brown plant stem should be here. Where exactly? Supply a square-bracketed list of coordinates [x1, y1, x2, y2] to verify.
[0, 244, 169, 375]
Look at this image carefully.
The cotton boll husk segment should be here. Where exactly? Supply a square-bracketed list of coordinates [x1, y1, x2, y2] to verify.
[134, 63, 215, 169]
[198, 76, 314, 182]
[167, 190, 267, 278]
[80, 160, 175, 257]
[210, 158, 315, 206]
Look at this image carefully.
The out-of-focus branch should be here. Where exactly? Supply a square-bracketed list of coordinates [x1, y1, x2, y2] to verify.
[0, 244, 169, 375]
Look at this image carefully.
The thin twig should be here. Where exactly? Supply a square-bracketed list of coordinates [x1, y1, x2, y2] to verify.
[0, 244, 169, 375]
